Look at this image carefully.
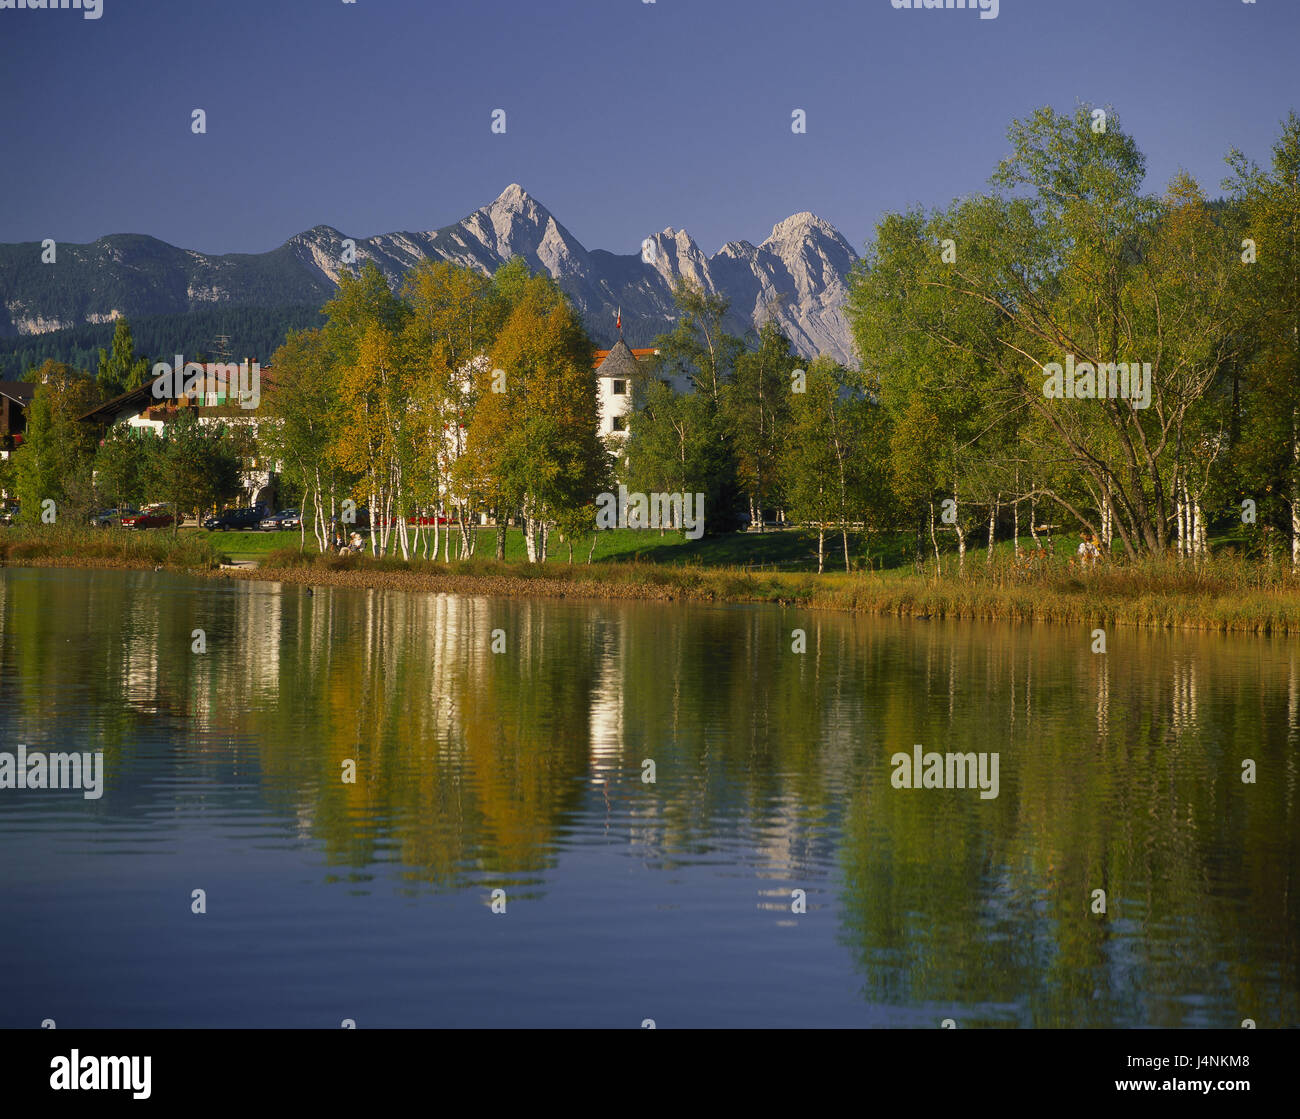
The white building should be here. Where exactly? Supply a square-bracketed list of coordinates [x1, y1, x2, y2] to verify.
[593, 338, 657, 439]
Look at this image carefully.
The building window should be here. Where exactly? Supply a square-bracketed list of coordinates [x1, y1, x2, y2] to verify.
[612, 379, 627, 395]
[612, 415, 626, 432]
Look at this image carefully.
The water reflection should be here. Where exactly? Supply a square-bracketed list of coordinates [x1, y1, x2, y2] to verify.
[0, 567, 1295, 1028]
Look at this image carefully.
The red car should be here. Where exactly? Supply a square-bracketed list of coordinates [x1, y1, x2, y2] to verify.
[373, 513, 451, 528]
[121, 504, 174, 529]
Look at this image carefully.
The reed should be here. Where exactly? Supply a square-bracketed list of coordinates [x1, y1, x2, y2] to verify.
[10, 530, 1300, 633]
[244, 549, 1300, 632]
[0, 524, 224, 569]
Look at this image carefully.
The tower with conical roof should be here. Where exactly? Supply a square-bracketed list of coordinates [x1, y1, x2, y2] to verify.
[594, 310, 658, 447]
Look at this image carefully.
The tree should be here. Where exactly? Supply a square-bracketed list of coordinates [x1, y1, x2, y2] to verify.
[141, 410, 242, 529]
[725, 319, 798, 529]
[1226, 113, 1300, 566]
[782, 358, 883, 572]
[850, 199, 1017, 573]
[401, 260, 496, 559]
[464, 270, 606, 562]
[0, 449, 14, 503]
[13, 360, 99, 523]
[263, 328, 349, 551]
[849, 104, 1245, 559]
[96, 318, 150, 399]
[320, 264, 410, 555]
[93, 425, 147, 513]
[625, 282, 747, 533]
[332, 319, 409, 556]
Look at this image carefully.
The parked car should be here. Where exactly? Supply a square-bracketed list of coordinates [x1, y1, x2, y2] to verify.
[369, 512, 450, 529]
[203, 504, 266, 531]
[121, 504, 174, 529]
[90, 507, 138, 528]
[0, 503, 18, 525]
[259, 508, 302, 531]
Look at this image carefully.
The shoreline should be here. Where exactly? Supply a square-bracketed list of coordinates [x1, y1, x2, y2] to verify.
[7, 553, 1300, 634]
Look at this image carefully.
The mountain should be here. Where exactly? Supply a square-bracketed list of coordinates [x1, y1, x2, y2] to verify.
[0, 185, 861, 365]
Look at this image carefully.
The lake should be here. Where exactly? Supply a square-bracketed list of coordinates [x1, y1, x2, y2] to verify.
[0, 567, 1295, 1028]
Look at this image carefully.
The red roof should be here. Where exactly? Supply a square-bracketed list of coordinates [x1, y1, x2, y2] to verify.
[593, 348, 656, 369]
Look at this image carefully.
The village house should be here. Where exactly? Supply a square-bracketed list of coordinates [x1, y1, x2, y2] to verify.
[11, 317, 670, 519]
[0, 380, 34, 460]
[79, 361, 280, 508]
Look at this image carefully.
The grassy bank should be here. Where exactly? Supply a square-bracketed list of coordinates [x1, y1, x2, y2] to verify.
[240, 546, 1300, 633]
[5, 523, 1300, 633]
[0, 524, 226, 570]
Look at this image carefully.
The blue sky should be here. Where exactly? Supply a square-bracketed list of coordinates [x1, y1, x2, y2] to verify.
[1, 0, 1296, 257]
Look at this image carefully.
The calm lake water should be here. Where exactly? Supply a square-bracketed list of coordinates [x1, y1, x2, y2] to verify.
[0, 567, 1295, 1028]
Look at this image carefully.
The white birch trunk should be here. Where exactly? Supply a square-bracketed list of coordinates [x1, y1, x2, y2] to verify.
[523, 510, 537, 563]
[369, 487, 378, 555]
[929, 501, 942, 576]
[987, 495, 997, 565]
[1175, 472, 1187, 561]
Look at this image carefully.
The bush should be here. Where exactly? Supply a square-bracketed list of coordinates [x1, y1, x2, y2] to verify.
[263, 547, 316, 569]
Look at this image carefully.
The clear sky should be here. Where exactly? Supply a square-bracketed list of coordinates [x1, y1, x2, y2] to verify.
[1, 0, 1296, 257]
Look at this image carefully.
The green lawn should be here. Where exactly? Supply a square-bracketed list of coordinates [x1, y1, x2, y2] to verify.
[194, 528, 303, 556]
[193, 522, 1273, 575]
[253, 524, 906, 571]
[242, 524, 992, 573]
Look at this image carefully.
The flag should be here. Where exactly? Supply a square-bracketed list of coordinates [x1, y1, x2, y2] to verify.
[616, 306, 622, 333]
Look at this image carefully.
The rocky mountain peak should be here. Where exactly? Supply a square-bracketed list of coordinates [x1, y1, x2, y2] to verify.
[764, 211, 847, 249]
[0, 187, 863, 366]
[491, 183, 538, 213]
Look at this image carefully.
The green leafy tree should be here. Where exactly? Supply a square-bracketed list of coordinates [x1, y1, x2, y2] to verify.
[96, 318, 151, 399]
[142, 410, 242, 529]
[92, 425, 147, 513]
[1226, 113, 1300, 566]
[849, 104, 1245, 559]
[263, 328, 348, 551]
[725, 319, 798, 529]
[14, 360, 99, 523]
[626, 282, 746, 533]
[464, 270, 606, 562]
[319, 263, 410, 554]
[782, 358, 883, 572]
[400, 260, 496, 558]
